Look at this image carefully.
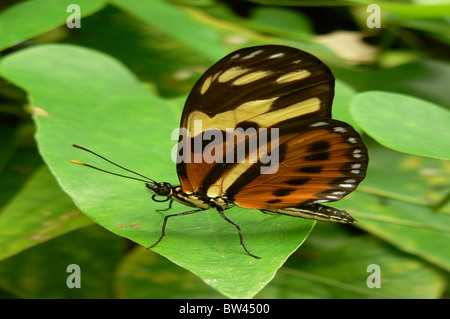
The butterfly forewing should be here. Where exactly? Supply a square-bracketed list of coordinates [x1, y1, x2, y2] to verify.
[177, 45, 337, 194]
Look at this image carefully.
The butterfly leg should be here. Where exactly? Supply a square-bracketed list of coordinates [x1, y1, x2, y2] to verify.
[217, 208, 261, 259]
[146, 208, 203, 250]
[156, 199, 174, 213]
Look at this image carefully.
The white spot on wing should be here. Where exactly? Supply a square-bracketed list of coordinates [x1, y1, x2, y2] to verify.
[269, 52, 285, 59]
[334, 126, 347, 133]
[310, 121, 328, 127]
[241, 49, 263, 59]
[353, 149, 362, 158]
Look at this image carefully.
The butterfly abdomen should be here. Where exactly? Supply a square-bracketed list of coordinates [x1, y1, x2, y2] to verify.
[265, 204, 356, 223]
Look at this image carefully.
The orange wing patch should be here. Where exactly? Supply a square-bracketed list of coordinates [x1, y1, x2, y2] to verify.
[228, 120, 368, 209]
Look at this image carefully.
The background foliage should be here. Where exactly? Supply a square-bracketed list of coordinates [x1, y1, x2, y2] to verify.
[0, 0, 449, 299]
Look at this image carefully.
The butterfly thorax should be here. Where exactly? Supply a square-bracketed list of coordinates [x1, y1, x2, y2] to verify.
[145, 183, 231, 210]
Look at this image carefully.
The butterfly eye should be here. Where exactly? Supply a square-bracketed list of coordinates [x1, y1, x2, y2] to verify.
[159, 183, 173, 196]
[148, 182, 173, 196]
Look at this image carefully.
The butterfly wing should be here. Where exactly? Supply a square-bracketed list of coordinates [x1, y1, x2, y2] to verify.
[225, 118, 368, 209]
[177, 45, 336, 194]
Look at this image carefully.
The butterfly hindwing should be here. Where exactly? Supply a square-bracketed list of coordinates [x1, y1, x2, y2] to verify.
[226, 119, 368, 209]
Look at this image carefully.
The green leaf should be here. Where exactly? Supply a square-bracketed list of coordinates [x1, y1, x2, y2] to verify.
[115, 248, 222, 298]
[333, 79, 361, 133]
[248, 6, 313, 41]
[358, 143, 450, 209]
[0, 225, 125, 298]
[110, 0, 341, 67]
[0, 0, 107, 51]
[111, 0, 230, 61]
[114, 225, 447, 298]
[358, 0, 450, 19]
[0, 132, 43, 209]
[334, 59, 450, 109]
[63, 5, 211, 98]
[0, 44, 315, 299]
[335, 192, 450, 271]
[0, 166, 93, 261]
[118, 225, 448, 299]
[332, 144, 450, 270]
[247, 0, 450, 19]
[351, 91, 450, 160]
[261, 235, 446, 298]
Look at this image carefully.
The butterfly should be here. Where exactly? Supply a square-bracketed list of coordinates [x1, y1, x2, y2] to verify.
[71, 45, 368, 259]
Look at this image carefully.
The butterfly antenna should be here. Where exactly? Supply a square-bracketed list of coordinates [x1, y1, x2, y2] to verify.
[71, 144, 157, 184]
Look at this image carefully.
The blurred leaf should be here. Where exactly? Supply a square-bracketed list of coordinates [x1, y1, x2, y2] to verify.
[111, 0, 230, 61]
[333, 79, 361, 132]
[363, 0, 450, 19]
[333, 143, 450, 270]
[251, 7, 312, 33]
[248, 0, 450, 18]
[0, 166, 93, 261]
[248, 6, 313, 41]
[259, 236, 446, 298]
[0, 145, 42, 208]
[0, 123, 43, 208]
[169, 0, 216, 6]
[0, 44, 316, 298]
[377, 50, 423, 68]
[111, 0, 342, 67]
[334, 192, 450, 271]
[358, 143, 450, 209]
[395, 17, 450, 37]
[0, 225, 125, 298]
[115, 248, 222, 298]
[116, 224, 446, 299]
[62, 5, 210, 97]
[334, 60, 450, 109]
[351, 91, 450, 160]
[0, 0, 107, 51]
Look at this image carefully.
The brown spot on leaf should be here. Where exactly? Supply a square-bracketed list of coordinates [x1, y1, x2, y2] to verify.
[33, 107, 52, 118]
